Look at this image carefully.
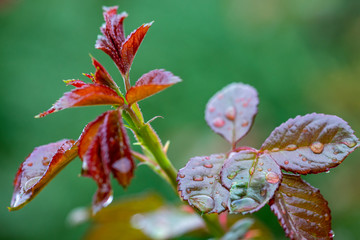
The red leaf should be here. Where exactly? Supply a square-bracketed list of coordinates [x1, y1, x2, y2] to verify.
[261, 113, 359, 174]
[269, 174, 333, 240]
[220, 150, 282, 214]
[126, 69, 181, 105]
[91, 57, 119, 91]
[36, 84, 124, 118]
[119, 22, 152, 76]
[78, 113, 112, 214]
[99, 109, 135, 187]
[205, 83, 259, 146]
[95, 6, 152, 76]
[9, 139, 77, 211]
[177, 154, 229, 213]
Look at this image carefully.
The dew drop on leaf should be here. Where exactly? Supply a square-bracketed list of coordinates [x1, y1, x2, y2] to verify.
[284, 160, 289, 165]
[203, 163, 213, 168]
[249, 167, 255, 175]
[310, 141, 324, 154]
[225, 106, 236, 121]
[24, 177, 42, 191]
[285, 144, 297, 151]
[241, 121, 249, 127]
[193, 176, 204, 181]
[179, 174, 185, 178]
[227, 172, 237, 180]
[230, 197, 259, 213]
[344, 140, 357, 148]
[265, 172, 280, 184]
[213, 118, 225, 128]
[189, 195, 215, 213]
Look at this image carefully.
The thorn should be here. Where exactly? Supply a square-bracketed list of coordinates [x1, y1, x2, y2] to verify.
[163, 140, 170, 154]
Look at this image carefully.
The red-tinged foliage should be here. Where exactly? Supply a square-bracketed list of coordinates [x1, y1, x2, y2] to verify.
[63, 79, 87, 88]
[221, 151, 282, 214]
[91, 57, 119, 91]
[9, 139, 77, 211]
[95, 6, 152, 76]
[269, 174, 333, 240]
[126, 69, 182, 105]
[36, 84, 124, 118]
[261, 113, 360, 174]
[99, 110, 134, 187]
[177, 154, 229, 213]
[78, 109, 134, 213]
[205, 83, 259, 146]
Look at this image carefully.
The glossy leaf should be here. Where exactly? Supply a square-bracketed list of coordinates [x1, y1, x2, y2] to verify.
[36, 84, 124, 118]
[98, 109, 134, 187]
[177, 154, 229, 213]
[119, 22, 152, 76]
[79, 113, 112, 214]
[221, 150, 282, 214]
[205, 83, 259, 145]
[261, 113, 359, 174]
[269, 174, 333, 240]
[126, 69, 182, 105]
[95, 6, 152, 76]
[63, 79, 87, 88]
[10, 139, 77, 211]
[91, 57, 118, 90]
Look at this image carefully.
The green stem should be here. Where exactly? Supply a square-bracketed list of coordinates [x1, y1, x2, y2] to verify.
[124, 106, 224, 238]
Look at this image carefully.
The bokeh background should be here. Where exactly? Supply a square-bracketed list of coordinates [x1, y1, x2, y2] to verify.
[1, 0, 360, 239]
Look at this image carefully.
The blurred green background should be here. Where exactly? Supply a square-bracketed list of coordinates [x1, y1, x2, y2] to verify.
[1, 0, 360, 239]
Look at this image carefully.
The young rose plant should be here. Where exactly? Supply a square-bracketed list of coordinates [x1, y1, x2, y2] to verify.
[9, 5, 360, 240]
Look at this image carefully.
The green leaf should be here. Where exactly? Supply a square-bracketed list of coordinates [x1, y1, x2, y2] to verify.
[9, 139, 77, 211]
[269, 173, 333, 240]
[261, 113, 359, 174]
[205, 83, 259, 146]
[177, 154, 229, 213]
[221, 218, 254, 240]
[221, 150, 282, 214]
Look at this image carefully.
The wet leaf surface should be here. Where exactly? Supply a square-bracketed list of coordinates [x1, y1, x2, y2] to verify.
[269, 173, 333, 240]
[99, 109, 134, 187]
[10, 139, 77, 210]
[221, 150, 282, 214]
[126, 69, 181, 105]
[205, 83, 259, 145]
[177, 154, 229, 213]
[36, 84, 124, 118]
[261, 113, 359, 174]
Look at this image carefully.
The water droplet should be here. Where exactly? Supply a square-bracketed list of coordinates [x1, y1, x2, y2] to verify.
[179, 174, 185, 178]
[260, 189, 266, 196]
[210, 181, 214, 184]
[241, 121, 249, 127]
[213, 118, 225, 128]
[326, 169, 330, 173]
[302, 157, 307, 162]
[189, 195, 214, 213]
[227, 172, 237, 180]
[217, 94, 224, 99]
[230, 197, 258, 213]
[266, 172, 280, 184]
[329, 230, 335, 238]
[205, 156, 210, 160]
[272, 148, 280, 152]
[267, 168, 272, 171]
[257, 167, 263, 171]
[27, 162, 33, 167]
[24, 177, 42, 191]
[286, 193, 292, 197]
[193, 176, 204, 181]
[310, 141, 324, 154]
[259, 162, 264, 166]
[344, 140, 357, 148]
[112, 157, 132, 173]
[225, 106, 236, 121]
[209, 106, 215, 112]
[332, 158, 337, 162]
[249, 167, 255, 175]
[242, 102, 249, 107]
[221, 202, 227, 208]
[325, 213, 330, 221]
[42, 157, 50, 166]
[285, 144, 297, 151]
[186, 188, 191, 194]
[204, 163, 213, 168]
[207, 175, 214, 178]
[284, 160, 289, 165]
